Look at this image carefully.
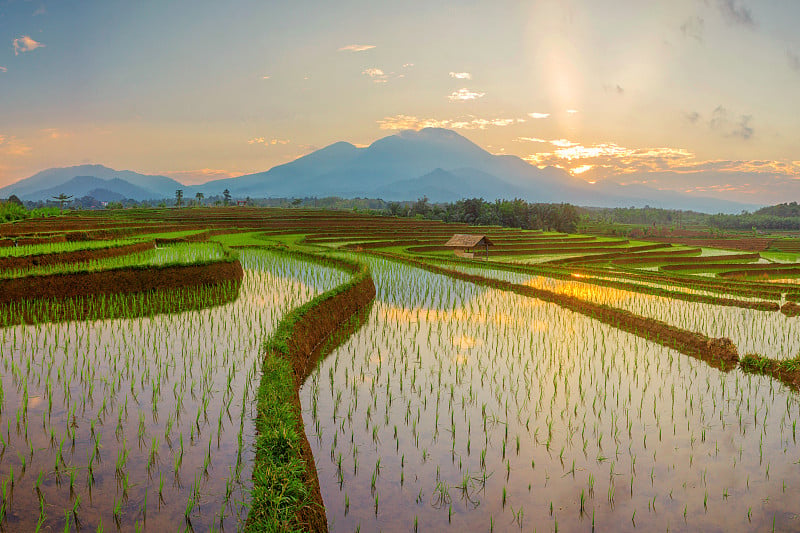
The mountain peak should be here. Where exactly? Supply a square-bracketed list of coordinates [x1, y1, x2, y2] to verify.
[396, 127, 462, 139]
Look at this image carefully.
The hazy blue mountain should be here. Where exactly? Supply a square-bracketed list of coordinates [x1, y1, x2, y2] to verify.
[199, 128, 758, 212]
[1, 165, 183, 199]
[375, 168, 527, 203]
[196, 141, 363, 197]
[6, 129, 762, 212]
[21, 176, 161, 202]
[83, 189, 127, 202]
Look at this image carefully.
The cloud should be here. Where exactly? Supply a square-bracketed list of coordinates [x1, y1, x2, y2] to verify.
[362, 67, 388, 83]
[13, 35, 45, 55]
[731, 115, 753, 140]
[377, 114, 524, 130]
[447, 88, 485, 102]
[0, 66, 6, 73]
[680, 16, 704, 41]
[33, 5, 46, 16]
[528, 112, 550, 119]
[338, 44, 375, 52]
[708, 105, 753, 139]
[566, 109, 579, 114]
[603, 84, 624, 94]
[521, 137, 695, 177]
[0, 135, 32, 156]
[361, 67, 405, 83]
[402, 63, 414, 68]
[788, 49, 800, 73]
[608, 162, 800, 205]
[449, 71, 471, 79]
[717, 0, 755, 28]
[516, 137, 581, 148]
[261, 75, 271, 79]
[248, 137, 290, 146]
[685, 111, 701, 124]
[41, 128, 70, 140]
[517, 135, 799, 194]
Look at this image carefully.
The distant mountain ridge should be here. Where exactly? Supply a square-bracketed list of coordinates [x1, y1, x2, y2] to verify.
[22, 176, 160, 202]
[0, 129, 762, 213]
[0, 165, 183, 201]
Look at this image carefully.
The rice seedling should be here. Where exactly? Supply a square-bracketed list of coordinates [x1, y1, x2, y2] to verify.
[299, 255, 800, 531]
[0, 249, 349, 530]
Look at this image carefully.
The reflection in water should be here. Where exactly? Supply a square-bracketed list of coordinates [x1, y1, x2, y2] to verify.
[454, 263, 800, 360]
[302, 258, 800, 532]
[0, 251, 348, 531]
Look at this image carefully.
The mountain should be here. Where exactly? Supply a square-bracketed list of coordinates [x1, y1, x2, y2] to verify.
[0, 164, 183, 200]
[197, 141, 363, 198]
[21, 176, 159, 202]
[4, 130, 762, 212]
[196, 128, 757, 212]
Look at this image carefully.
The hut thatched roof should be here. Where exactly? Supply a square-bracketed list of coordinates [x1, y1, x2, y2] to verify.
[444, 234, 493, 248]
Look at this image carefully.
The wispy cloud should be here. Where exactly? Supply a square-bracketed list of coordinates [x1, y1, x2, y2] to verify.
[248, 137, 290, 146]
[402, 63, 414, 68]
[731, 115, 753, 140]
[377, 114, 524, 130]
[680, 16, 704, 41]
[788, 49, 800, 73]
[338, 44, 375, 52]
[517, 135, 798, 191]
[528, 112, 550, 119]
[566, 109, 579, 114]
[33, 5, 46, 16]
[0, 135, 32, 156]
[717, 0, 755, 28]
[708, 105, 754, 139]
[362, 68, 387, 83]
[448, 88, 485, 102]
[519, 136, 695, 177]
[685, 111, 701, 124]
[41, 128, 70, 140]
[516, 137, 580, 148]
[449, 71, 471, 79]
[13, 35, 45, 55]
[0, 66, 6, 73]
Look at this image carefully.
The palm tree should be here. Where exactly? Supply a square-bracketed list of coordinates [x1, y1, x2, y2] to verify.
[223, 189, 231, 206]
[51, 193, 73, 210]
[175, 189, 184, 208]
[195, 192, 204, 206]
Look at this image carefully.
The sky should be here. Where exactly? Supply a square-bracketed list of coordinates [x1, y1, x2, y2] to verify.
[1, 0, 799, 204]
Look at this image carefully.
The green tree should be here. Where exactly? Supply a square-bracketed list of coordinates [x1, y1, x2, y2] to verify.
[223, 189, 231, 206]
[175, 189, 184, 208]
[51, 193, 73, 210]
[195, 192, 204, 206]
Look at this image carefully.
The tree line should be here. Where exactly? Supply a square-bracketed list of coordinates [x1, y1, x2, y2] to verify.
[386, 197, 580, 232]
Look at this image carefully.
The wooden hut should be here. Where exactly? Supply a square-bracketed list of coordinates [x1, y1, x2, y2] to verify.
[444, 234, 493, 259]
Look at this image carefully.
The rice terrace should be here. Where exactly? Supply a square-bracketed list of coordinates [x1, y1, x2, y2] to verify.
[0, 205, 799, 532]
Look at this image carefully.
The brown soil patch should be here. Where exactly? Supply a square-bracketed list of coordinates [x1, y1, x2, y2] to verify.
[781, 302, 800, 317]
[0, 260, 243, 305]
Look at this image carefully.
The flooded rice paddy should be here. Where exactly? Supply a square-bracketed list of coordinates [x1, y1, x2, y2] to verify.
[302, 258, 800, 532]
[450, 263, 800, 360]
[0, 250, 347, 531]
